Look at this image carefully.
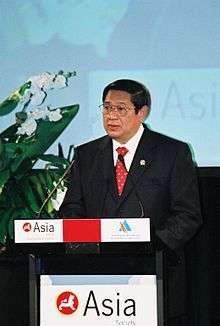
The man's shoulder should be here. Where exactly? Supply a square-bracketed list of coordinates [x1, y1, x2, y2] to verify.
[146, 127, 188, 149]
[76, 135, 109, 153]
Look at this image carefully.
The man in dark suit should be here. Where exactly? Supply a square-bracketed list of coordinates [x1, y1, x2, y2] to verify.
[59, 79, 202, 326]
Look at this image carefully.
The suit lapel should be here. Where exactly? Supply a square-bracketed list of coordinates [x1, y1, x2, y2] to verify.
[90, 137, 118, 212]
[99, 137, 118, 201]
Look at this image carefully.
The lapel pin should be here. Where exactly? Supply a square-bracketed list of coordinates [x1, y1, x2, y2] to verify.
[140, 160, 146, 166]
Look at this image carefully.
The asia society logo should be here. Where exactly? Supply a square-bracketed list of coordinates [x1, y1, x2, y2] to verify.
[23, 222, 32, 232]
[57, 290, 136, 317]
[119, 220, 131, 232]
[56, 291, 79, 315]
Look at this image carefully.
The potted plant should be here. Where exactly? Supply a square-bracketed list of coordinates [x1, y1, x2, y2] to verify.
[0, 71, 79, 248]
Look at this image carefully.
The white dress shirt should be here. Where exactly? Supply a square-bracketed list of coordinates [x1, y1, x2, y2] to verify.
[113, 125, 144, 171]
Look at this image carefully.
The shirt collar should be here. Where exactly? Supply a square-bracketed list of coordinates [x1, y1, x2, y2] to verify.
[113, 124, 144, 152]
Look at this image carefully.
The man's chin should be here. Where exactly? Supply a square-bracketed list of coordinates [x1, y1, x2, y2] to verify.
[106, 130, 122, 141]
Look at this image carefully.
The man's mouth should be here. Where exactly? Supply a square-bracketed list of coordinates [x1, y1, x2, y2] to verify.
[107, 124, 120, 131]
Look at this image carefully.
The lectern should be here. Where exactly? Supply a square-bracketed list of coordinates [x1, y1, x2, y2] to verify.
[14, 218, 165, 326]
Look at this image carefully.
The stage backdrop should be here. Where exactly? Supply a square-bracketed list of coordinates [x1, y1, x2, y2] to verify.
[0, 0, 220, 167]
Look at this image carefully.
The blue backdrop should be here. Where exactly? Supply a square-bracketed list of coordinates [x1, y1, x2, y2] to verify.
[0, 0, 219, 166]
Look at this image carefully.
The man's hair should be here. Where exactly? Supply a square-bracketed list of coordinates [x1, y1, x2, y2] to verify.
[102, 79, 151, 114]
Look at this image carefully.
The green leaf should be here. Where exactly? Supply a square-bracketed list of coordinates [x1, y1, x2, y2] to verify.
[0, 105, 79, 175]
[11, 158, 33, 177]
[0, 139, 3, 155]
[67, 144, 75, 161]
[0, 125, 19, 141]
[39, 154, 69, 168]
[23, 182, 40, 213]
[10, 152, 26, 173]
[31, 171, 48, 192]
[0, 141, 7, 171]
[0, 82, 31, 117]
[44, 171, 54, 190]
[0, 142, 31, 177]
[0, 98, 19, 117]
[28, 174, 46, 202]
[15, 111, 28, 121]
[58, 142, 64, 158]
[46, 199, 54, 215]
[0, 208, 13, 244]
[0, 170, 10, 194]
[24, 104, 79, 158]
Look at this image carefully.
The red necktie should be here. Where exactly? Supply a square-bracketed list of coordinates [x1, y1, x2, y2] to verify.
[115, 147, 128, 196]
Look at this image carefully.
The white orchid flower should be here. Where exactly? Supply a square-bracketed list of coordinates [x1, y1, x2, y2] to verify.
[17, 118, 37, 136]
[14, 71, 75, 113]
[16, 107, 63, 137]
[47, 109, 62, 122]
[29, 88, 47, 106]
[18, 71, 73, 109]
[27, 107, 49, 120]
[52, 74, 67, 89]
[28, 72, 54, 90]
[19, 86, 46, 107]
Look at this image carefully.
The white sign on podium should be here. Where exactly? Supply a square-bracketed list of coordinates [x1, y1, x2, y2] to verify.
[14, 218, 150, 243]
[40, 275, 157, 326]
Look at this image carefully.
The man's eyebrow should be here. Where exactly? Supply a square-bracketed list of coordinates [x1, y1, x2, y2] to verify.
[104, 101, 127, 104]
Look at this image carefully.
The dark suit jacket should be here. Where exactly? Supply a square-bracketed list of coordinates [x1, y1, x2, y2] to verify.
[59, 125, 202, 317]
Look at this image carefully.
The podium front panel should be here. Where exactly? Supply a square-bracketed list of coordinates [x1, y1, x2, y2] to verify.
[40, 274, 157, 326]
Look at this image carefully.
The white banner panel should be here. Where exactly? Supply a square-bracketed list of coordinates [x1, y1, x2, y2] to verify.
[14, 218, 150, 243]
[101, 218, 150, 242]
[40, 275, 157, 326]
[14, 219, 63, 243]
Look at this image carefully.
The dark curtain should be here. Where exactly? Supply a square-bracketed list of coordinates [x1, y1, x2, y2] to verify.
[186, 173, 220, 326]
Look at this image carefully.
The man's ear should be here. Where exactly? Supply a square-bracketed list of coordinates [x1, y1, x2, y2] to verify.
[139, 105, 150, 121]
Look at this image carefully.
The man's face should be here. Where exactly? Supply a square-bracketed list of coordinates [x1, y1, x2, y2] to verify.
[103, 90, 147, 144]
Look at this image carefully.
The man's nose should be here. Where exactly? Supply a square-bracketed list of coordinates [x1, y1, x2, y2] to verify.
[108, 109, 119, 118]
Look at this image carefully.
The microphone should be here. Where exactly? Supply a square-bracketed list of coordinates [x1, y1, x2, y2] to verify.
[128, 173, 145, 218]
[101, 176, 110, 217]
[37, 159, 75, 219]
[114, 153, 152, 255]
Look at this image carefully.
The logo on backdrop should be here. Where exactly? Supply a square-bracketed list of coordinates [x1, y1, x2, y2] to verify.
[56, 291, 79, 315]
[23, 222, 32, 232]
[119, 220, 131, 232]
